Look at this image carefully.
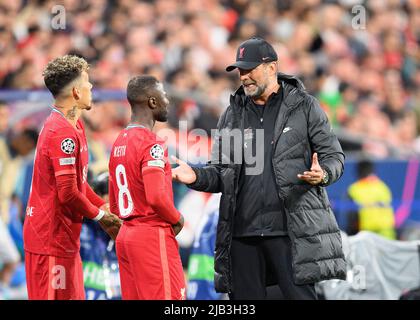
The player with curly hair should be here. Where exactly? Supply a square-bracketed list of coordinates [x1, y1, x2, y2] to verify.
[23, 55, 121, 300]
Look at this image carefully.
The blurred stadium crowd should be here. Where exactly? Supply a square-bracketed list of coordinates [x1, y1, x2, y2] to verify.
[0, 0, 419, 299]
[0, 0, 419, 156]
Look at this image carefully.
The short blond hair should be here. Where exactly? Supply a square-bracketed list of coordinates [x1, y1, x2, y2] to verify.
[43, 55, 89, 97]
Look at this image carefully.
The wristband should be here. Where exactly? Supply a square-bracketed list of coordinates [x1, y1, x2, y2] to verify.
[93, 209, 105, 221]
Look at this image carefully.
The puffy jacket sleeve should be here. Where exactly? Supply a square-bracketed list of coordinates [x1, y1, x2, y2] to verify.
[187, 107, 230, 193]
[307, 95, 345, 186]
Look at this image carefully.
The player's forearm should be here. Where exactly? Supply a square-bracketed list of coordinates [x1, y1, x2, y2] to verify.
[143, 168, 181, 225]
[148, 194, 181, 225]
[108, 183, 120, 216]
[85, 182, 106, 208]
[56, 174, 102, 220]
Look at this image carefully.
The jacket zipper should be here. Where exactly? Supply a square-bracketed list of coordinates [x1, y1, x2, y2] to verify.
[271, 108, 294, 233]
[227, 108, 245, 293]
[255, 108, 265, 236]
[272, 107, 294, 167]
[271, 104, 300, 231]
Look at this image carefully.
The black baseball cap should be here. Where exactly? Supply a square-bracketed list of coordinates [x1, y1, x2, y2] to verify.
[226, 37, 278, 72]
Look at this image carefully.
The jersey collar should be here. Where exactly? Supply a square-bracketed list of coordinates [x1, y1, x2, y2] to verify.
[51, 105, 65, 118]
[126, 124, 147, 130]
[51, 106, 81, 131]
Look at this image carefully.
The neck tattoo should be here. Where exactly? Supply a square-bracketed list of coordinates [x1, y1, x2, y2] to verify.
[66, 106, 77, 121]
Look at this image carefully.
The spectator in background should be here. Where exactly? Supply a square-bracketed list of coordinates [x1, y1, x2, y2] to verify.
[1, 129, 39, 264]
[0, 0, 418, 159]
[187, 193, 225, 300]
[11, 128, 38, 214]
[80, 172, 121, 300]
[347, 158, 396, 240]
[0, 208, 20, 299]
[82, 114, 112, 177]
[0, 102, 11, 221]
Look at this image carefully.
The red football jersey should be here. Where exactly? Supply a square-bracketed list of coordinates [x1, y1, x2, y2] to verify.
[23, 108, 90, 257]
[108, 125, 176, 226]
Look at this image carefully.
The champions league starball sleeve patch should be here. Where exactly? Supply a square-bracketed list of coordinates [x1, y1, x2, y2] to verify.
[150, 144, 164, 160]
[61, 138, 76, 154]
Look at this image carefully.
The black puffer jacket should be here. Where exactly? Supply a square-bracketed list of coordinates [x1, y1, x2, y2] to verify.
[188, 73, 347, 293]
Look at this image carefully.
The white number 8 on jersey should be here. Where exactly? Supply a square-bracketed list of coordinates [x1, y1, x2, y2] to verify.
[115, 164, 134, 217]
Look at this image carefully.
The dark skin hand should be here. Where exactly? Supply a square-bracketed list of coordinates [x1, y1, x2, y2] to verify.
[172, 214, 184, 236]
[98, 205, 122, 240]
[297, 152, 324, 185]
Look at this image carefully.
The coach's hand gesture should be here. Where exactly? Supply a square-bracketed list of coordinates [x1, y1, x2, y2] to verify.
[171, 156, 197, 184]
[297, 152, 324, 185]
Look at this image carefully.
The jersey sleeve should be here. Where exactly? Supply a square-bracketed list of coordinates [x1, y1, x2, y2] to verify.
[56, 174, 101, 220]
[108, 174, 120, 217]
[142, 168, 181, 225]
[140, 140, 167, 173]
[140, 139, 180, 225]
[48, 130, 79, 177]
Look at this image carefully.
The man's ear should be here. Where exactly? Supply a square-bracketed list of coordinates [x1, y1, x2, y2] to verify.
[72, 87, 80, 100]
[148, 97, 157, 109]
[270, 61, 278, 75]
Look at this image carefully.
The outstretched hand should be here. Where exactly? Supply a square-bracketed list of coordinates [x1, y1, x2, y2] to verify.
[297, 153, 324, 185]
[171, 156, 197, 185]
